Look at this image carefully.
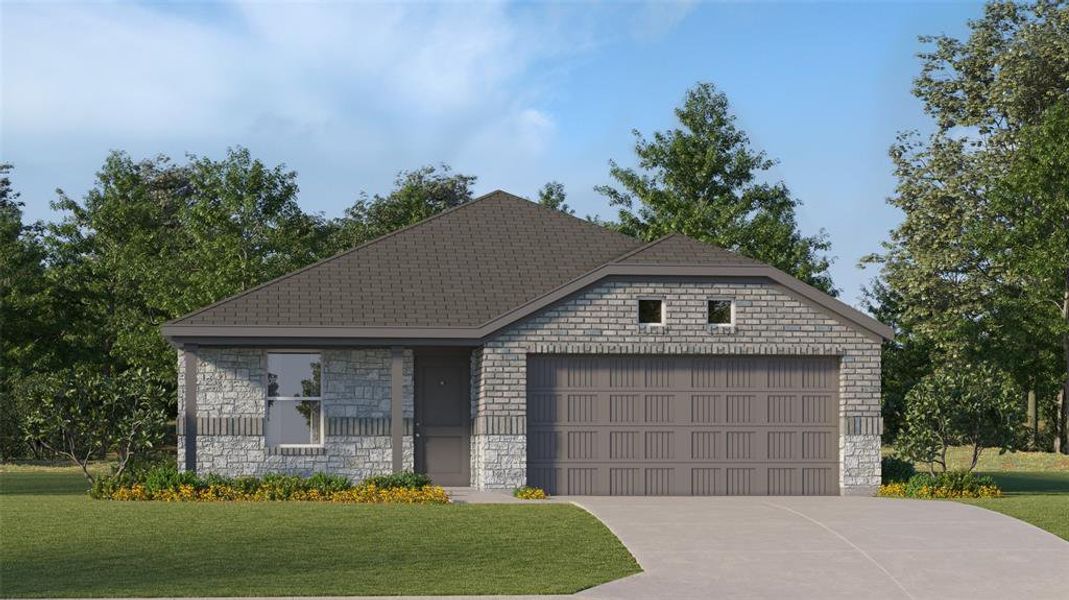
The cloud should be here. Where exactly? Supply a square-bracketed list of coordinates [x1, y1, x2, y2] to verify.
[1, 1, 693, 216]
[630, 0, 698, 42]
[2, 2, 237, 138]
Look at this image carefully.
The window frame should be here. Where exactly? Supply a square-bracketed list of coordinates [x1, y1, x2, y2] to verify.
[706, 298, 735, 328]
[265, 350, 325, 448]
[637, 297, 666, 326]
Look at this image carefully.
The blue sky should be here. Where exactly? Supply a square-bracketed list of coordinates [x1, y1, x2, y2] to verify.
[1, 1, 982, 307]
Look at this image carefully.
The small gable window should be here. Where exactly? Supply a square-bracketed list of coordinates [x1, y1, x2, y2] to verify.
[638, 299, 664, 325]
[708, 299, 734, 326]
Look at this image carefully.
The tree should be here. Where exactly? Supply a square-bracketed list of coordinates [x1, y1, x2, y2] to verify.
[898, 364, 1025, 472]
[990, 99, 1069, 452]
[0, 164, 55, 459]
[596, 82, 835, 294]
[22, 368, 168, 483]
[329, 164, 476, 251]
[862, 280, 934, 443]
[44, 148, 333, 387]
[865, 0, 1069, 452]
[536, 181, 573, 214]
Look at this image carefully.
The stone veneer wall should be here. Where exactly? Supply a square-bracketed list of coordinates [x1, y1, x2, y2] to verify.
[178, 348, 414, 480]
[471, 277, 883, 495]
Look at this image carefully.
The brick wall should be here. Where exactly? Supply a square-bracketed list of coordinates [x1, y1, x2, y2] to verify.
[471, 277, 883, 494]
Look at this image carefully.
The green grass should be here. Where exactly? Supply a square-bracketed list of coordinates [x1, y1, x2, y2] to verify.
[884, 447, 1069, 541]
[943, 446, 1069, 472]
[959, 471, 1069, 541]
[0, 470, 640, 597]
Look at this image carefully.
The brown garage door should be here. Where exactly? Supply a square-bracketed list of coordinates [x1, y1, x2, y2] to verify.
[526, 355, 839, 496]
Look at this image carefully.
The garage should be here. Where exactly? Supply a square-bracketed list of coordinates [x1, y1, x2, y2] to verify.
[526, 355, 840, 496]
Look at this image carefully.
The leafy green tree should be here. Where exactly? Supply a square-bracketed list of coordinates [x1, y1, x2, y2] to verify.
[45, 148, 332, 382]
[597, 82, 835, 294]
[862, 281, 935, 443]
[536, 181, 574, 214]
[866, 0, 1069, 452]
[990, 98, 1069, 452]
[22, 368, 168, 483]
[0, 164, 55, 459]
[898, 364, 1024, 472]
[329, 164, 476, 251]
[176, 148, 334, 312]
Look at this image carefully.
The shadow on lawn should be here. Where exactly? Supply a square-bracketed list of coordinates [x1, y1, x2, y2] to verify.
[0, 471, 90, 496]
[983, 471, 1069, 495]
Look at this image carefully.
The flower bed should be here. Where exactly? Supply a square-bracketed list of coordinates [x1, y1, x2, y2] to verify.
[92, 467, 449, 504]
[878, 470, 1002, 499]
[513, 486, 548, 500]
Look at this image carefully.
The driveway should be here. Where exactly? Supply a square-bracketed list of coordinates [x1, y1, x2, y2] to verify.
[567, 496, 1069, 600]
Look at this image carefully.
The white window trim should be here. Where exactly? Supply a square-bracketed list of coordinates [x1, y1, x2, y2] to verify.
[265, 350, 325, 448]
[706, 297, 735, 327]
[637, 297, 666, 326]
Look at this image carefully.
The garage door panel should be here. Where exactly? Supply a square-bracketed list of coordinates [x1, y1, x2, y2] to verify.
[609, 394, 639, 422]
[690, 394, 718, 423]
[527, 355, 840, 496]
[644, 395, 673, 422]
[531, 463, 840, 496]
[567, 394, 597, 423]
[528, 393, 559, 424]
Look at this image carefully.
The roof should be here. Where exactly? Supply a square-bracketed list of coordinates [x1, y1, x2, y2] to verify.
[614, 233, 762, 267]
[164, 191, 893, 344]
[171, 191, 642, 328]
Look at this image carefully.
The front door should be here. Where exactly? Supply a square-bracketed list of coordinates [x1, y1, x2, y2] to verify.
[414, 351, 470, 486]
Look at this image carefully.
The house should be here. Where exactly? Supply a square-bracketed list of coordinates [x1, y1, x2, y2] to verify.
[163, 191, 891, 496]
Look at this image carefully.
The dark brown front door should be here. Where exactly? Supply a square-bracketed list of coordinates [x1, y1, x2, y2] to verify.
[415, 352, 470, 486]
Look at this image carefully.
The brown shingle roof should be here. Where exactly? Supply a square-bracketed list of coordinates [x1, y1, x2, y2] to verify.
[171, 191, 643, 328]
[613, 233, 762, 267]
[165, 191, 893, 341]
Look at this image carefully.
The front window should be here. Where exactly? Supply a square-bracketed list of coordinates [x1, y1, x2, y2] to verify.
[266, 352, 323, 447]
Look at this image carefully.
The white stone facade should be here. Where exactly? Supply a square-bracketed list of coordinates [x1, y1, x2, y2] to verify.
[179, 277, 882, 495]
[178, 348, 414, 481]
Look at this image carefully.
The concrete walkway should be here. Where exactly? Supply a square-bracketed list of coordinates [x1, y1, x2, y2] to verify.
[567, 496, 1069, 600]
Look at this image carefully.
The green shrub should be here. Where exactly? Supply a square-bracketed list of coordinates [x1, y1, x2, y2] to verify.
[205, 473, 236, 488]
[92, 468, 444, 502]
[513, 486, 548, 500]
[896, 470, 1001, 498]
[259, 474, 306, 500]
[881, 455, 915, 483]
[89, 476, 122, 499]
[230, 476, 262, 495]
[306, 472, 351, 493]
[142, 465, 201, 494]
[363, 471, 431, 489]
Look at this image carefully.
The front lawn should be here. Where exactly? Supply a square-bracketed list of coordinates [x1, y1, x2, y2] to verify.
[959, 470, 1069, 541]
[888, 447, 1069, 542]
[940, 445, 1069, 472]
[0, 469, 640, 597]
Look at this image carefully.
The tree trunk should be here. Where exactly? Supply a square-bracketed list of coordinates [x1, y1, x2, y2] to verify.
[1058, 269, 1069, 454]
[1027, 387, 1038, 449]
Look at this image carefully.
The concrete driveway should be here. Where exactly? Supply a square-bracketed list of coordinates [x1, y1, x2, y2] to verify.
[568, 496, 1069, 600]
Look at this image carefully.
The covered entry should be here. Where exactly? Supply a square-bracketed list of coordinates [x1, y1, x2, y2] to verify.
[526, 355, 840, 496]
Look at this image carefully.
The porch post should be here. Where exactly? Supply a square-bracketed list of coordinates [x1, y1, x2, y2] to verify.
[183, 345, 198, 473]
[390, 346, 404, 473]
